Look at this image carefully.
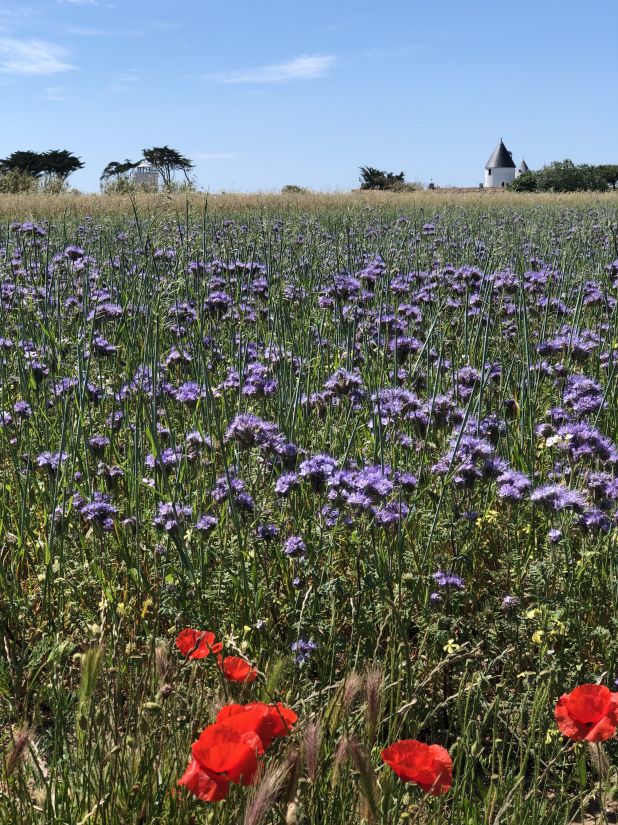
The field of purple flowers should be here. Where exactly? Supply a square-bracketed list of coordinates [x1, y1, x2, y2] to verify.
[2, 202, 618, 823]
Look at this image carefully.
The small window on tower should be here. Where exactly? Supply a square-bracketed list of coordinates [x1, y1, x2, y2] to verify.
[488, 169, 491, 175]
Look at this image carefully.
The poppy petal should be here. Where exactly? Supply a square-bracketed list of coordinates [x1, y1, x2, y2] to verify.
[381, 739, 452, 795]
[175, 629, 223, 659]
[178, 758, 229, 802]
[218, 655, 258, 684]
[555, 685, 618, 742]
[192, 722, 260, 784]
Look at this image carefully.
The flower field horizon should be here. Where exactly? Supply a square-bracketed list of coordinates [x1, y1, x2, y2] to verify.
[2, 197, 618, 823]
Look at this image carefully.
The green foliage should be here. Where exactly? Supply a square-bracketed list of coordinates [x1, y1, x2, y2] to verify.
[0, 203, 617, 823]
[282, 184, 310, 194]
[0, 148, 83, 190]
[0, 168, 38, 194]
[509, 159, 609, 192]
[597, 164, 618, 189]
[359, 166, 412, 191]
[508, 170, 539, 192]
[163, 178, 197, 193]
[0, 150, 47, 178]
[42, 149, 84, 182]
[100, 158, 140, 181]
[101, 175, 137, 194]
[142, 145, 194, 188]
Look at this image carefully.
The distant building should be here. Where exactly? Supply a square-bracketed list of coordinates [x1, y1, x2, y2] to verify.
[131, 159, 159, 190]
[516, 158, 529, 178]
[484, 139, 517, 188]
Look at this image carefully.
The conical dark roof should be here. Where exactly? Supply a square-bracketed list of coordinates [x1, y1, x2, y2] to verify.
[518, 158, 529, 173]
[485, 140, 516, 169]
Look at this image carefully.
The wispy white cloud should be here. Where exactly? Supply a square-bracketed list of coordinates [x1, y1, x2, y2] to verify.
[192, 152, 241, 161]
[209, 54, 335, 84]
[0, 7, 37, 21]
[58, 0, 98, 5]
[0, 37, 75, 75]
[45, 85, 70, 101]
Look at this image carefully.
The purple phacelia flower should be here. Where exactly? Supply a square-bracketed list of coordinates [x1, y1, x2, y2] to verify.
[432, 570, 465, 589]
[174, 382, 204, 406]
[256, 522, 279, 541]
[563, 374, 605, 417]
[36, 451, 68, 475]
[225, 413, 282, 451]
[299, 454, 338, 490]
[13, 400, 32, 419]
[530, 484, 586, 513]
[75, 492, 117, 532]
[274, 472, 300, 495]
[496, 469, 532, 502]
[291, 638, 317, 665]
[195, 514, 218, 535]
[283, 536, 306, 557]
[153, 502, 192, 534]
[88, 435, 110, 455]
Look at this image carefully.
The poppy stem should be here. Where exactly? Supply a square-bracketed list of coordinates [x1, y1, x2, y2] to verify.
[596, 742, 608, 825]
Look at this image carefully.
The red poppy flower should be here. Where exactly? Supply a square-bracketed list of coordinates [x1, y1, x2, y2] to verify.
[177, 757, 229, 802]
[192, 723, 261, 785]
[381, 739, 452, 796]
[175, 628, 223, 659]
[267, 702, 299, 739]
[555, 684, 618, 742]
[217, 655, 258, 684]
[216, 702, 298, 750]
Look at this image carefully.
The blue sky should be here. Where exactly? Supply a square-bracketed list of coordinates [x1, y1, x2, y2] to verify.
[0, 0, 616, 192]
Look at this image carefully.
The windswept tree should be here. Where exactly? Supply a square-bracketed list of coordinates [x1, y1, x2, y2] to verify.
[359, 166, 406, 191]
[100, 159, 139, 182]
[0, 149, 83, 183]
[0, 150, 47, 178]
[41, 149, 84, 182]
[142, 146, 194, 188]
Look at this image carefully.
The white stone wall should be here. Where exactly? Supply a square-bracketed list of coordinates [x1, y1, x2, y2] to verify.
[484, 167, 516, 188]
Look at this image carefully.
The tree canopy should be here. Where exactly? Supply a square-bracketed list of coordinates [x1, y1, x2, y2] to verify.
[0, 151, 46, 178]
[42, 150, 85, 182]
[0, 149, 83, 182]
[597, 165, 618, 189]
[100, 159, 140, 181]
[359, 166, 406, 191]
[509, 160, 609, 193]
[142, 146, 194, 188]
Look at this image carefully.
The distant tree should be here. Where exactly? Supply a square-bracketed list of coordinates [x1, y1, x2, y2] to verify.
[41, 149, 84, 182]
[100, 159, 139, 182]
[359, 167, 411, 191]
[0, 149, 83, 192]
[281, 184, 309, 194]
[509, 171, 539, 192]
[142, 146, 194, 188]
[0, 150, 47, 178]
[509, 160, 608, 193]
[597, 164, 618, 189]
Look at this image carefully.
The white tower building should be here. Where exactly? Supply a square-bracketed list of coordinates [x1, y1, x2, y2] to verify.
[516, 158, 529, 178]
[131, 159, 159, 190]
[484, 140, 516, 188]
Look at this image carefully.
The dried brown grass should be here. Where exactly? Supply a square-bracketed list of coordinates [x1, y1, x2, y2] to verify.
[1, 189, 616, 220]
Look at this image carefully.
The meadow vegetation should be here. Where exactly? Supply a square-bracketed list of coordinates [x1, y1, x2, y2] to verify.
[1, 193, 618, 823]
